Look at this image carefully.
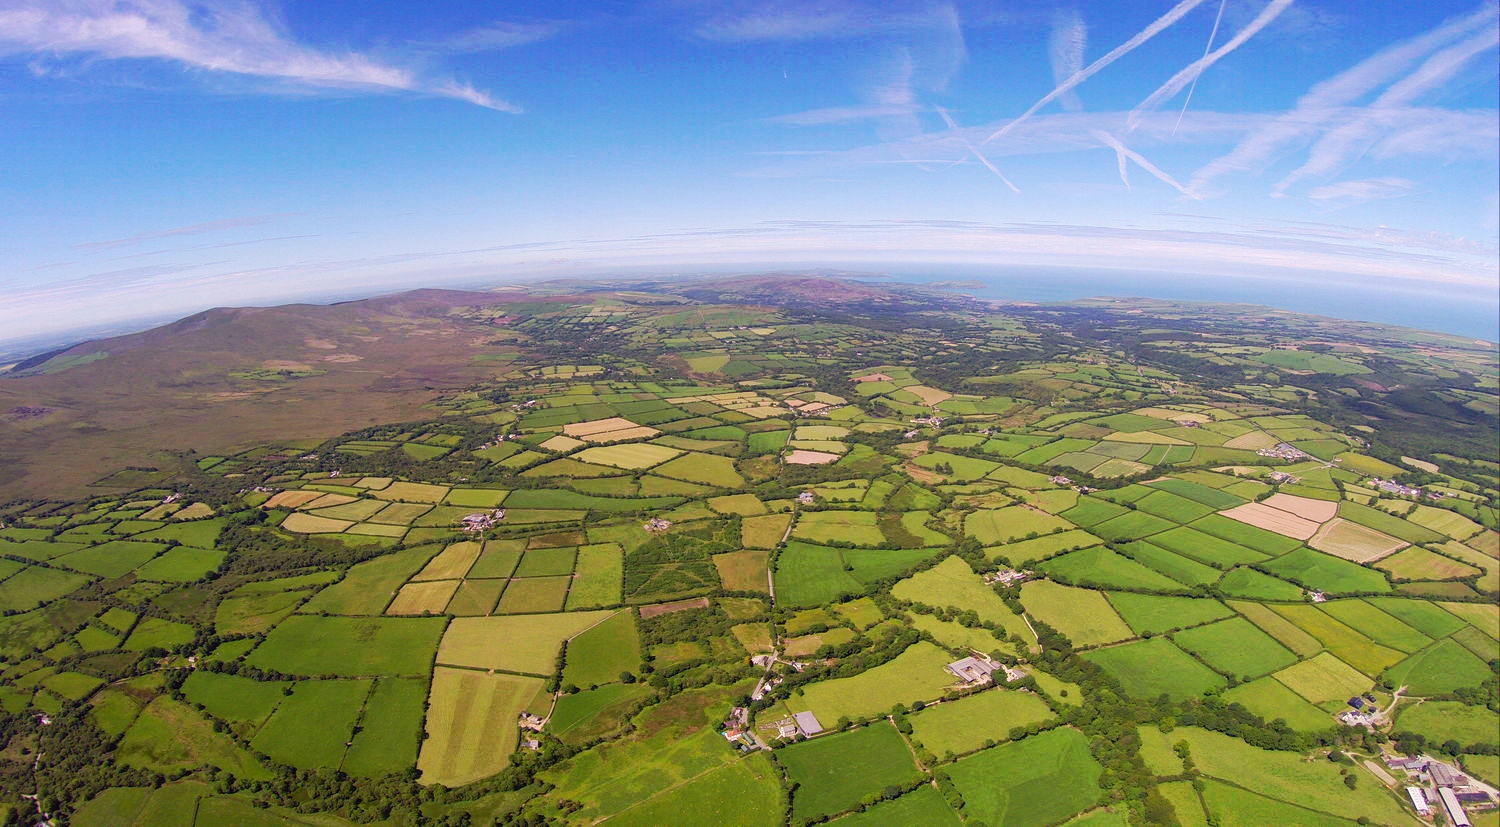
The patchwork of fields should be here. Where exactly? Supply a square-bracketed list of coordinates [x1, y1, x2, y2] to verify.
[3, 304, 1495, 827]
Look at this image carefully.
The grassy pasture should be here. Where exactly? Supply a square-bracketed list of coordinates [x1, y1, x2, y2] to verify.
[1060, 498, 1130, 527]
[444, 579, 506, 615]
[567, 542, 625, 609]
[1172, 617, 1298, 678]
[1198, 781, 1347, 827]
[56, 540, 163, 578]
[0, 567, 92, 612]
[789, 641, 955, 723]
[1091, 511, 1177, 543]
[1221, 677, 1334, 732]
[251, 679, 370, 769]
[134, 547, 223, 582]
[443, 488, 508, 508]
[892, 556, 1025, 633]
[468, 539, 524, 578]
[966, 507, 1076, 544]
[1145, 478, 1247, 508]
[908, 688, 1054, 757]
[1120, 542, 1223, 586]
[652, 452, 745, 487]
[373, 481, 450, 503]
[1395, 701, 1498, 747]
[1105, 592, 1233, 636]
[182, 671, 288, 727]
[1083, 638, 1227, 700]
[742, 513, 793, 548]
[793, 510, 886, 546]
[1269, 604, 1403, 676]
[1134, 490, 1217, 523]
[988, 530, 1102, 565]
[1217, 567, 1304, 601]
[299, 544, 440, 615]
[563, 610, 640, 687]
[1261, 547, 1390, 594]
[945, 727, 1104, 827]
[1362, 597, 1469, 638]
[775, 543, 934, 607]
[1039, 547, 1187, 592]
[1188, 514, 1302, 555]
[605, 751, 784, 827]
[437, 611, 614, 673]
[1376, 546, 1482, 580]
[910, 614, 1007, 654]
[496, 576, 570, 613]
[247, 615, 445, 677]
[418, 669, 547, 787]
[1020, 581, 1133, 648]
[549, 682, 654, 744]
[831, 785, 960, 827]
[1226, 601, 1323, 656]
[780, 722, 922, 822]
[1336, 501, 1443, 545]
[1272, 652, 1370, 703]
[516, 546, 578, 577]
[1319, 600, 1431, 652]
[343, 677, 428, 777]
[116, 696, 267, 780]
[123, 617, 194, 650]
[1382, 639, 1493, 696]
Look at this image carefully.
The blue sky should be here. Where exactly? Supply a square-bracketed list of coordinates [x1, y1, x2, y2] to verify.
[0, 0, 1496, 348]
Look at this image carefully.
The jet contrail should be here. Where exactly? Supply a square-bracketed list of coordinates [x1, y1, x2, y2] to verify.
[984, 0, 1209, 145]
[1092, 130, 1197, 197]
[939, 107, 1021, 192]
[1175, 0, 1227, 135]
[1129, 0, 1296, 132]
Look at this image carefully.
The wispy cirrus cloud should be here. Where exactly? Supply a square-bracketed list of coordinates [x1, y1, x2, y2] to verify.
[1047, 9, 1086, 112]
[1306, 177, 1413, 205]
[0, 0, 519, 111]
[420, 21, 562, 55]
[75, 214, 278, 251]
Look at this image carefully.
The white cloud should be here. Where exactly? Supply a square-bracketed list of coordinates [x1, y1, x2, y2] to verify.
[0, 0, 519, 111]
[1048, 9, 1086, 112]
[1306, 177, 1413, 204]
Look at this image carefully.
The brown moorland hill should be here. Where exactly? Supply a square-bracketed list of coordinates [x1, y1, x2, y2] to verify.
[0, 288, 551, 499]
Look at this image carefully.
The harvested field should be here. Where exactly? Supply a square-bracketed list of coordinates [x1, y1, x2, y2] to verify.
[386, 580, 460, 615]
[575, 443, 681, 470]
[279, 512, 353, 534]
[785, 449, 839, 465]
[1218, 503, 1320, 540]
[713, 551, 769, 592]
[263, 490, 324, 509]
[1262, 493, 1338, 522]
[436, 611, 614, 673]
[1376, 546, 1482, 581]
[904, 385, 952, 406]
[1272, 652, 1371, 703]
[1307, 518, 1405, 562]
[564, 417, 647, 437]
[418, 668, 546, 787]
[444, 579, 505, 616]
[495, 576, 570, 614]
[741, 514, 793, 548]
[412, 541, 483, 581]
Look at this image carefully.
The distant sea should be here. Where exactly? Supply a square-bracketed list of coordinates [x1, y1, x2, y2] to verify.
[876, 265, 1499, 343]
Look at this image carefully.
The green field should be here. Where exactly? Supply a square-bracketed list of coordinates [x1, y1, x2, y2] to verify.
[779, 722, 922, 822]
[775, 543, 935, 608]
[1261, 548, 1391, 594]
[134, 547, 224, 581]
[1082, 638, 1227, 700]
[830, 784, 960, 827]
[343, 677, 428, 776]
[1020, 581, 1134, 647]
[1382, 638, 1494, 696]
[965, 507, 1076, 544]
[604, 751, 783, 827]
[988, 530, 1102, 565]
[789, 641, 956, 724]
[1217, 567, 1304, 601]
[1149, 527, 1267, 568]
[908, 688, 1055, 758]
[515, 545, 578, 577]
[793, 510, 887, 546]
[1221, 677, 1335, 732]
[1395, 701, 1499, 747]
[1188, 515, 1302, 555]
[247, 615, 445, 677]
[567, 543, 625, 609]
[1121, 542, 1223, 586]
[299, 544, 440, 615]
[1105, 592, 1233, 635]
[548, 682, 654, 743]
[945, 727, 1104, 827]
[1362, 597, 1470, 638]
[562, 610, 640, 688]
[496, 575, 571, 613]
[1199, 780, 1348, 827]
[892, 556, 1031, 638]
[181, 671, 289, 728]
[1171, 617, 1299, 678]
[1319, 600, 1431, 652]
[1039, 547, 1187, 592]
[116, 696, 268, 780]
[251, 679, 370, 769]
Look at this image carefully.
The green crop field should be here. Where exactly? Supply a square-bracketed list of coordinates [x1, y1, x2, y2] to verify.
[1268, 604, 1404, 676]
[1149, 526, 1267, 568]
[1171, 617, 1298, 678]
[343, 677, 427, 776]
[788, 641, 956, 724]
[1271, 653, 1371, 704]
[437, 611, 614, 673]
[246, 615, 445, 677]
[988, 530, 1102, 565]
[496, 575, 571, 613]
[1362, 597, 1469, 638]
[1105, 592, 1233, 636]
[562, 610, 640, 688]
[299, 544, 440, 615]
[419, 669, 548, 787]
[1187, 515, 1302, 555]
[1038, 547, 1187, 592]
[1020, 581, 1134, 647]
[1221, 677, 1334, 732]
[778, 722, 922, 822]
[134, 547, 224, 581]
[1134, 490, 1217, 523]
[1060, 497, 1130, 527]
[515, 545, 578, 577]
[966, 507, 1076, 544]
[1319, 600, 1431, 652]
[1260, 548, 1391, 594]
[251, 679, 370, 769]
[908, 688, 1055, 757]
[945, 727, 1104, 827]
[1122, 542, 1223, 586]
[1083, 638, 1226, 700]
[567, 543, 624, 608]
[604, 752, 783, 827]
[892, 556, 1031, 637]
[181, 671, 289, 728]
[1144, 479, 1247, 509]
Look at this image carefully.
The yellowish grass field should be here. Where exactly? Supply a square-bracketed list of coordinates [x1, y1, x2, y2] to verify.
[905, 385, 953, 406]
[280, 512, 354, 533]
[353, 476, 393, 490]
[708, 494, 767, 516]
[713, 551, 769, 592]
[387, 580, 460, 615]
[563, 417, 642, 437]
[417, 668, 547, 787]
[1308, 519, 1407, 563]
[412, 541, 483, 581]
[263, 490, 324, 509]
[374, 482, 451, 503]
[301, 493, 358, 510]
[1102, 431, 1191, 445]
[171, 503, 215, 520]
[435, 611, 615, 673]
[574, 443, 682, 469]
[1222, 431, 1280, 450]
[742, 514, 793, 548]
[540, 435, 586, 452]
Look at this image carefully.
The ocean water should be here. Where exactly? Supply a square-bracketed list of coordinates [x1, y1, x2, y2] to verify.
[878, 266, 1499, 343]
